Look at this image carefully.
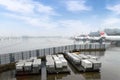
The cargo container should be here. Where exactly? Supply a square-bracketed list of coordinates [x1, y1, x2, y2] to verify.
[29, 57, 37, 62]
[57, 54, 64, 58]
[32, 59, 41, 73]
[39, 49, 45, 57]
[46, 55, 55, 69]
[23, 51, 30, 60]
[32, 59, 41, 67]
[88, 59, 101, 70]
[76, 44, 80, 51]
[66, 52, 80, 64]
[0, 54, 10, 65]
[57, 54, 67, 67]
[71, 53, 82, 61]
[78, 54, 89, 59]
[49, 48, 54, 55]
[24, 62, 32, 71]
[16, 63, 24, 71]
[14, 52, 23, 62]
[81, 60, 92, 69]
[60, 58, 67, 67]
[45, 48, 50, 55]
[52, 55, 62, 69]
[87, 55, 98, 60]
[30, 50, 37, 57]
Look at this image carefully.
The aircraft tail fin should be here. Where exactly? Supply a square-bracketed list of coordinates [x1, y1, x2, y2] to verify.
[100, 31, 107, 37]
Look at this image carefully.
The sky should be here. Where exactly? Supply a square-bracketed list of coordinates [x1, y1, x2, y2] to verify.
[0, 0, 120, 36]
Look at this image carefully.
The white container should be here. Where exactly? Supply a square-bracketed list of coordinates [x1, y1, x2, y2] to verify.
[32, 59, 41, 72]
[55, 60, 62, 68]
[87, 55, 98, 60]
[79, 54, 89, 59]
[46, 60, 54, 69]
[81, 60, 92, 69]
[57, 54, 67, 67]
[46, 55, 55, 69]
[66, 52, 80, 64]
[29, 57, 37, 62]
[52, 55, 62, 68]
[52, 55, 60, 61]
[71, 53, 82, 60]
[33, 59, 41, 67]
[16, 63, 24, 71]
[60, 58, 67, 67]
[24, 62, 32, 71]
[57, 54, 64, 58]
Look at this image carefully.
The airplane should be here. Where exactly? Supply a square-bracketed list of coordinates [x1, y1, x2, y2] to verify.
[73, 35, 90, 42]
[100, 32, 120, 41]
[74, 34, 103, 43]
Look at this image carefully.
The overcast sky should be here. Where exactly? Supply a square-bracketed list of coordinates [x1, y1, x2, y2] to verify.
[0, 0, 120, 36]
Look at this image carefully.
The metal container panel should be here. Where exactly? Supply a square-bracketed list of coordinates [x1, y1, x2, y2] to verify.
[23, 51, 30, 60]
[76, 44, 80, 50]
[45, 48, 50, 56]
[91, 44, 96, 49]
[49, 48, 54, 55]
[30, 50, 37, 57]
[88, 59, 101, 70]
[38, 49, 42, 57]
[0, 54, 6, 65]
[55, 47, 59, 54]
[14, 52, 23, 62]
[59, 46, 63, 53]
[41, 49, 45, 57]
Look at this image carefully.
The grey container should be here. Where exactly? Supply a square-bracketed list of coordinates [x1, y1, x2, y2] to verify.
[0, 54, 6, 65]
[45, 48, 50, 55]
[91, 44, 96, 49]
[49, 48, 54, 55]
[14, 52, 23, 62]
[0, 54, 10, 65]
[30, 50, 37, 57]
[76, 44, 80, 50]
[23, 51, 30, 60]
